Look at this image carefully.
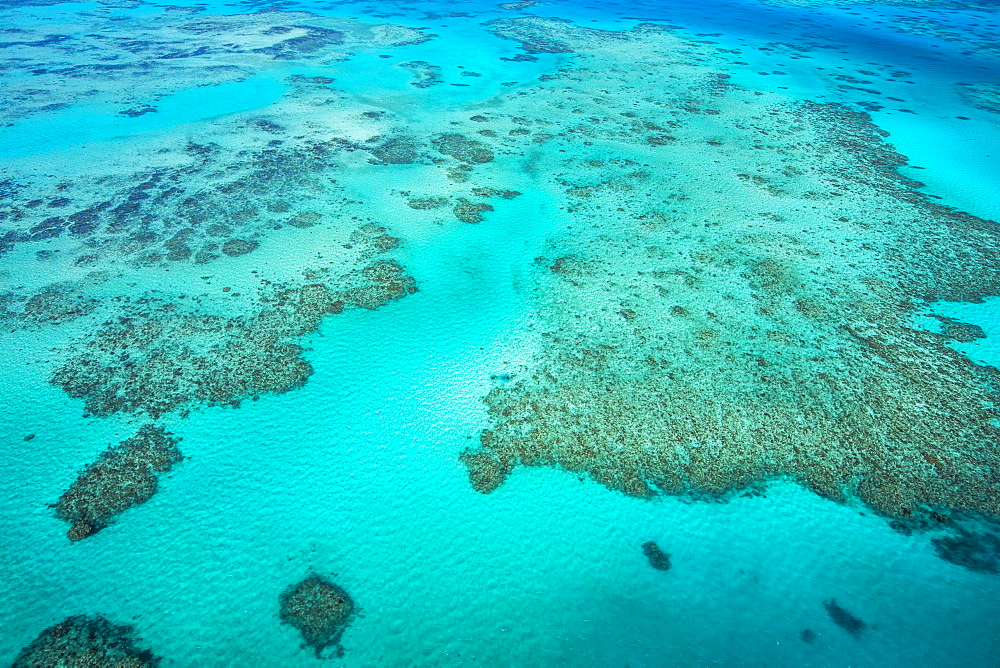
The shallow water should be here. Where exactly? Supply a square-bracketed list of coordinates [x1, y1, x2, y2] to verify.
[2, 0, 1000, 665]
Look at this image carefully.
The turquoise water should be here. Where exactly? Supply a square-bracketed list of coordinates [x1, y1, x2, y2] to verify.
[2, 0, 1000, 665]
[0, 77, 286, 159]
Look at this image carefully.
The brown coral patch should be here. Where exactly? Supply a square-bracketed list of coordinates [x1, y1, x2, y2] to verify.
[54, 425, 182, 540]
[221, 238, 259, 256]
[52, 256, 416, 417]
[433, 133, 494, 164]
[280, 573, 355, 658]
[288, 212, 323, 228]
[13, 615, 160, 667]
[452, 198, 494, 224]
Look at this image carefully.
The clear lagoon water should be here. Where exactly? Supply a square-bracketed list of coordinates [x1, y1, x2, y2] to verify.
[2, 0, 1000, 665]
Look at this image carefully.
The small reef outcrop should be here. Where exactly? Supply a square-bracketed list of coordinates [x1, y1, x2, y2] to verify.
[280, 573, 356, 658]
[822, 599, 867, 637]
[641, 541, 672, 571]
[54, 425, 182, 541]
[13, 614, 161, 667]
[51, 251, 415, 418]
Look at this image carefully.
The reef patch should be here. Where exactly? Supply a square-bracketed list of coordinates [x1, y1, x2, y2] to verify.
[369, 137, 421, 165]
[13, 615, 160, 667]
[486, 16, 583, 54]
[0, 278, 103, 329]
[54, 425, 182, 541]
[932, 528, 1000, 573]
[956, 83, 1000, 115]
[280, 573, 356, 658]
[641, 541, 672, 571]
[433, 133, 494, 164]
[51, 254, 414, 417]
[928, 314, 986, 343]
[399, 60, 442, 88]
[458, 16, 1000, 524]
[453, 198, 494, 223]
[823, 599, 867, 637]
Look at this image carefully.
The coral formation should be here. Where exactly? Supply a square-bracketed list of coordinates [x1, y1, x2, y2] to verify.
[407, 197, 450, 210]
[280, 573, 356, 658]
[433, 134, 495, 164]
[641, 541, 672, 571]
[368, 137, 421, 165]
[452, 198, 494, 223]
[932, 528, 1000, 573]
[1, 138, 350, 270]
[286, 212, 323, 229]
[51, 254, 415, 417]
[13, 615, 160, 667]
[470, 187, 521, 200]
[459, 16, 1000, 524]
[0, 279, 101, 329]
[399, 60, 442, 88]
[499, 1, 542, 9]
[52, 309, 313, 418]
[349, 223, 401, 254]
[823, 599, 866, 637]
[956, 83, 1000, 115]
[0, 6, 434, 272]
[768, 0, 997, 8]
[460, 449, 511, 494]
[54, 425, 182, 541]
[405, 190, 518, 218]
[486, 17, 584, 54]
[0, 9, 429, 127]
[342, 260, 418, 309]
[928, 315, 986, 343]
[221, 238, 259, 256]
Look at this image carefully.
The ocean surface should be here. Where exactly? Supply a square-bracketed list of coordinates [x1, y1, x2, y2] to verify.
[1, 0, 1000, 665]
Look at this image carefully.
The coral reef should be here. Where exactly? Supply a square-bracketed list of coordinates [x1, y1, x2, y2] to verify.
[433, 134, 495, 164]
[13, 615, 160, 667]
[486, 17, 583, 54]
[407, 197, 450, 210]
[280, 573, 356, 658]
[768, 0, 998, 8]
[928, 314, 986, 343]
[404, 189, 518, 220]
[342, 260, 417, 309]
[0, 280, 101, 329]
[0, 5, 435, 272]
[287, 212, 323, 228]
[54, 425, 182, 541]
[823, 599, 866, 637]
[956, 83, 1000, 115]
[368, 137, 421, 165]
[458, 17, 1000, 523]
[0, 138, 349, 270]
[349, 223, 401, 254]
[891, 17, 1000, 59]
[0, 9, 429, 127]
[932, 528, 1000, 573]
[641, 541, 672, 571]
[51, 255, 414, 417]
[470, 187, 521, 200]
[460, 448, 511, 494]
[221, 238, 259, 257]
[452, 198, 494, 223]
[399, 60, 442, 88]
[51, 309, 313, 418]
[499, 0, 543, 9]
